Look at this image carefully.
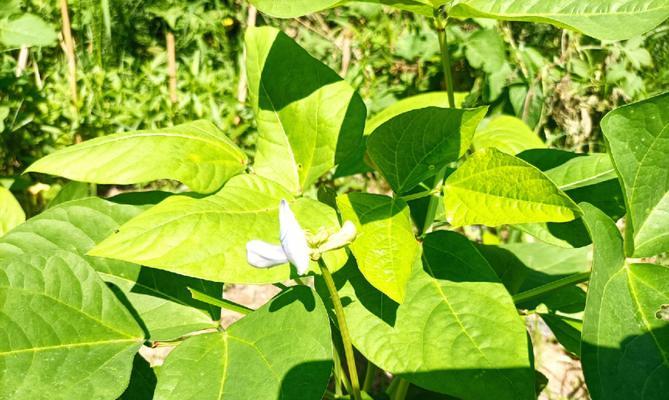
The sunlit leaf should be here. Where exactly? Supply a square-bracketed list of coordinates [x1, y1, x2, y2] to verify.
[0, 187, 24, 236]
[443, 148, 581, 227]
[450, 0, 669, 41]
[472, 115, 545, 155]
[601, 92, 669, 256]
[337, 193, 419, 303]
[90, 175, 346, 283]
[26, 121, 246, 194]
[154, 286, 333, 400]
[0, 252, 144, 400]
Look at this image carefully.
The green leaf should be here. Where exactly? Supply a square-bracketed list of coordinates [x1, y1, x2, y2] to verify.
[544, 153, 617, 191]
[248, 0, 341, 17]
[26, 120, 247, 194]
[320, 231, 534, 399]
[443, 148, 581, 227]
[465, 29, 506, 74]
[368, 106, 487, 194]
[119, 354, 157, 400]
[0, 197, 222, 341]
[478, 242, 589, 312]
[539, 313, 583, 357]
[472, 115, 545, 155]
[337, 193, 419, 303]
[601, 92, 669, 257]
[0, 186, 24, 236]
[450, 0, 669, 41]
[246, 26, 365, 193]
[580, 203, 669, 400]
[154, 286, 333, 400]
[364, 92, 468, 135]
[90, 174, 347, 283]
[0, 14, 58, 47]
[47, 181, 91, 209]
[0, 252, 144, 400]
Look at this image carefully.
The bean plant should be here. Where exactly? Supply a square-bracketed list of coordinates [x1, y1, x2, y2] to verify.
[2, 1, 669, 399]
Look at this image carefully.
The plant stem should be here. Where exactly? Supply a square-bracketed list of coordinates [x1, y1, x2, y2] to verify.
[362, 362, 377, 393]
[390, 378, 410, 400]
[435, 13, 456, 109]
[400, 188, 439, 202]
[512, 272, 591, 305]
[188, 287, 253, 315]
[319, 258, 362, 400]
[421, 12, 455, 235]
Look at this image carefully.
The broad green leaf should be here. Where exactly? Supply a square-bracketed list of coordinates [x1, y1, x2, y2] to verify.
[0, 14, 57, 47]
[449, 0, 669, 41]
[465, 29, 506, 74]
[0, 186, 24, 236]
[478, 242, 589, 312]
[337, 193, 419, 303]
[320, 231, 534, 399]
[517, 150, 625, 248]
[90, 174, 346, 283]
[539, 313, 583, 357]
[0, 197, 221, 341]
[248, 0, 341, 17]
[0, 252, 144, 399]
[443, 148, 581, 227]
[472, 115, 545, 155]
[119, 354, 157, 400]
[544, 153, 617, 191]
[26, 120, 247, 194]
[246, 27, 365, 193]
[601, 92, 669, 257]
[581, 203, 669, 400]
[154, 286, 333, 400]
[364, 92, 467, 135]
[47, 181, 91, 209]
[368, 106, 487, 194]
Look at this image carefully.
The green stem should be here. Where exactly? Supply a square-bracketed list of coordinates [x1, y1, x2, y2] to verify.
[400, 188, 439, 202]
[435, 14, 456, 109]
[421, 13, 455, 235]
[362, 362, 377, 393]
[319, 258, 362, 400]
[188, 287, 253, 315]
[512, 272, 591, 305]
[390, 378, 410, 400]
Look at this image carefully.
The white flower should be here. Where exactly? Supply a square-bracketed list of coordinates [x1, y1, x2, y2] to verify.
[246, 199, 311, 275]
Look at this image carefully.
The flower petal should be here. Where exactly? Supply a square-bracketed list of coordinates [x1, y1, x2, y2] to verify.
[279, 199, 311, 275]
[246, 240, 288, 268]
[318, 220, 357, 253]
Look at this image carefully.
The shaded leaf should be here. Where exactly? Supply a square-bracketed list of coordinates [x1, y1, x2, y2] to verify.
[368, 106, 487, 193]
[581, 203, 669, 400]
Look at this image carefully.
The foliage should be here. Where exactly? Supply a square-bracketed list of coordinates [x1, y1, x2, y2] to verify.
[1, 1, 669, 400]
